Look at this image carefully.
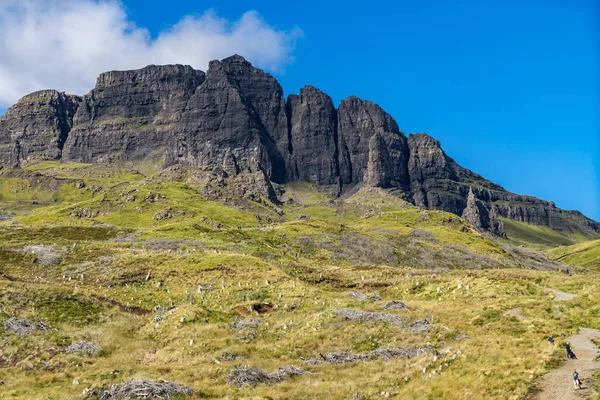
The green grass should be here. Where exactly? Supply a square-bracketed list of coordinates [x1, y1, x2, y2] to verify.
[22, 160, 92, 172]
[547, 239, 600, 269]
[499, 217, 596, 249]
[1, 163, 600, 399]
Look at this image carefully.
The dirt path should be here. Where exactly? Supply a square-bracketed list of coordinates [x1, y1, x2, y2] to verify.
[530, 328, 600, 400]
[529, 288, 600, 400]
[543, 287, 578, 301]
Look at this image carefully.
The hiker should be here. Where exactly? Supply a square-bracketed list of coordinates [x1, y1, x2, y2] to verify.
[548, 335, 554, 345]
[566, 342, 577, 359]
[573, 370, 582, 389]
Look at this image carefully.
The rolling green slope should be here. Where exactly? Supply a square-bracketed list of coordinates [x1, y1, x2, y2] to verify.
[499, 217, 599, 249]
[1, 161, 600, 400]
[547, 239, 600, 269]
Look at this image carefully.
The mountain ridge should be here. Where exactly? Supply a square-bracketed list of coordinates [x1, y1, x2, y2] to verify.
[0, 54, 598, 240]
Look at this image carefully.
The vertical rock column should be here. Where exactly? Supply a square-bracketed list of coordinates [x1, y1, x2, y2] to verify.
[286, 86, 339, 185]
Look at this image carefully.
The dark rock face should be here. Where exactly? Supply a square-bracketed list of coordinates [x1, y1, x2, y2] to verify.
[0, 90, 80, 166]
[63, 65, 204, 163]
[286, 86, 339, 185]
[407, 133, 597, 235]
[337, 97, 405, 184]
[407, 133, 504, 214]
[1, 55, 598, 236]
[461, 188, 483, 230]
[365, 131, 410, 189]
[167, 55, 286, 183]
[461, 187, 505, 237]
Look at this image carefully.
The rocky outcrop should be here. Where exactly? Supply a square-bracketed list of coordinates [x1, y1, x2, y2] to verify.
[461, 187, 506, 237]
[286, 86, 338, 185]
[1, 55, 598, 237]
[461, 188, 483, 230]
[0, 90, 80, 166]
[63, 64, 204, 163]
[167, 55, 286, 183]
[337, 97, 406, 185]
[365, 131, 410, 189]
[407, 133, 506, 214]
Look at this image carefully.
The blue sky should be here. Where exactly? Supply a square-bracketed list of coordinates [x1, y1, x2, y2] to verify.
[1, 0, 598, 220]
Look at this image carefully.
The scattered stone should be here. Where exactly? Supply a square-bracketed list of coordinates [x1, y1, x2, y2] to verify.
[303, 347, 430, 365]
[152, 210, 173, 220]
[348, 394, 366, 400]
[66, 341, 101, 355]
[347, 291, 382, 302]
[3, 317, 49, 336]
[226, 365, 307, 388]
[75, 180, 86, 189]
[23, 245, 61, 266]
[0, 212, 13, 222]
[144, 193, 165, 203]
[381, 300, 410, 311]
[94, 379, 193, 399]
[336, 308, 430, 332]
[219, 352, 246, 362]
[231, 317, 261, 331]
[70, 208, 100, 219]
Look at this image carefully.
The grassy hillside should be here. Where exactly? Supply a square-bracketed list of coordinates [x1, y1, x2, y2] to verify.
[547, 239, 600, 269]
[499, 217, 598, 249]
[1, 162, 599, 399]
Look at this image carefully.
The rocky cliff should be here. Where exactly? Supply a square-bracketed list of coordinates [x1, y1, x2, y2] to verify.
[1, 55, 598, 236]
[63, 64, 204, 164]
[0, 90, 80, 166]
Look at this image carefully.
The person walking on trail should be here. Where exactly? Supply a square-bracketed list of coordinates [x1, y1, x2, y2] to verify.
[566, 342, 577, 359]
[548, 335, 554, 345]
[573, 370, 582, 390]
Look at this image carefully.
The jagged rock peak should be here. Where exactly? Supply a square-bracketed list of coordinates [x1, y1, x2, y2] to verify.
[219, 53, 252, 65]
[462, 187, 482, 229]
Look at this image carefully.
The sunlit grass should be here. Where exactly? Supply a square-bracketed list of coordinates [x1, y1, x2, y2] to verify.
[1, 163, 599, 399]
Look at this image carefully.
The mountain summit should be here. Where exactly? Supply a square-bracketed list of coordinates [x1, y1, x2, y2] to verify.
[0, 55, 597, 238]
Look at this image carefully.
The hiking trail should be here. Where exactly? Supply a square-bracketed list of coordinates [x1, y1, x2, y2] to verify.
[543, 287, 578, 302]
[529, 288, 600, 400]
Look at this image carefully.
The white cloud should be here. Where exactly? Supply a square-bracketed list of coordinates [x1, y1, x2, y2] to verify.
[0, 0, 302, 107]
